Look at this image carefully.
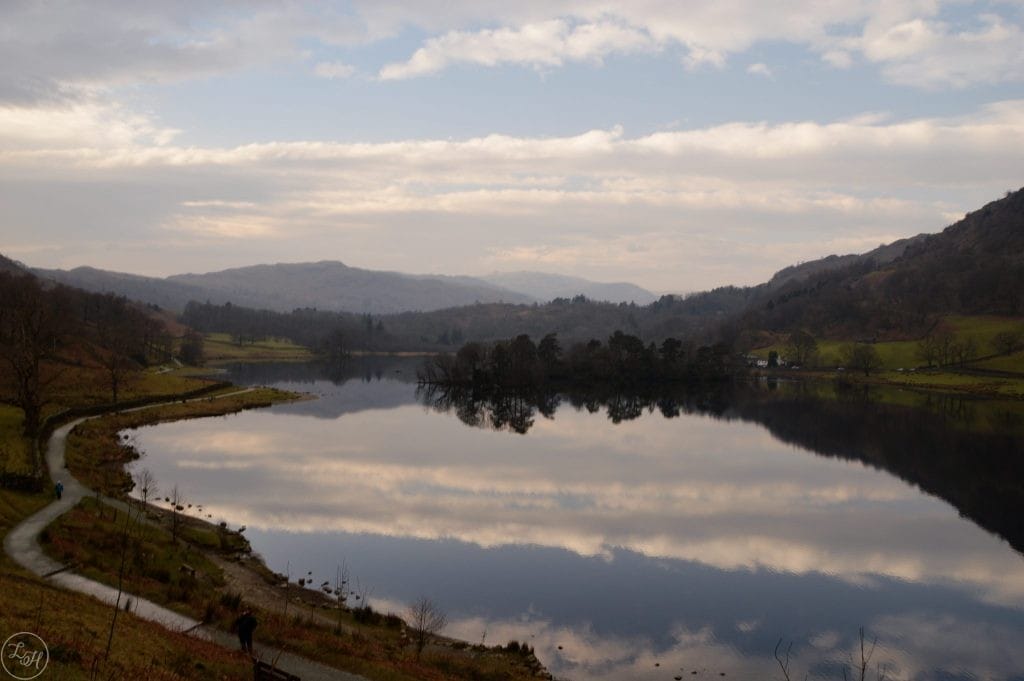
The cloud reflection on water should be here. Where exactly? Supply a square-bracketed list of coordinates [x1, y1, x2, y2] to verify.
[133, 402, 1024, 605]
[128, 372, 1024, 678]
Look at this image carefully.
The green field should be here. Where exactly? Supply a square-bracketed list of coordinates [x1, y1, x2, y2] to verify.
[753, 315, 1024, 373]
[203, 332, 313, 361]
[972, 348, 1024, 373]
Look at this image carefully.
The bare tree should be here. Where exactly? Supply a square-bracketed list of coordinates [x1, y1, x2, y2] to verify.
[407, 597, 447, 660]
[785, 330, 818, 367]
[88, 295, 144, 404]
[774, 639, 794, 681]
[167, 485, 185, 542]
[0, 274, 72, 439]
[134, 468, 158, 507]
[992, 329, 1023, 355]
[841, 343, 882, 376]
[330, 561, 351, 632]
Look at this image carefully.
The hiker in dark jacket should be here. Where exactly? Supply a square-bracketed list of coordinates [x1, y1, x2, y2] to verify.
[54, 481, 64, 500]
[233, 610, 258, 654]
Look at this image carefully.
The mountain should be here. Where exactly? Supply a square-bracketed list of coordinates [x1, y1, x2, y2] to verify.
[34, 261, 535, 314]
[743, 187, 1024, 337]
[0, 253, 28, 275]
[31, 261, 659, 315]
[34, 266, 214, 311]
[479, 271, 658, 304]
[766, 234, 927, 291]
[166, 261, 534, 314]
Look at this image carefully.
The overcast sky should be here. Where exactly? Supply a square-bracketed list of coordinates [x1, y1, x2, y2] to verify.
[1, 1, 1022, 292]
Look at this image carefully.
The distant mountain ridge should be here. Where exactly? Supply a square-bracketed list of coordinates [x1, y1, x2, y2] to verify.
[165, 261, 535, 314]
[0, 253, 27, 275]
[15, 186, 1023, 342]
[29, 260, 658, 315]
[765, 235, 927, 290]
[479, 271, 658, 304]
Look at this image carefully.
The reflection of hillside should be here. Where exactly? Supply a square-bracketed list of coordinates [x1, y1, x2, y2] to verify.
[222, 358, 421, 419]
[420, 380, 1024, 555]
[728, 383, 1024, 555]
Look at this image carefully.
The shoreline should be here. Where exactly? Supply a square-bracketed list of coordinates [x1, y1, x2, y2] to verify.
[41, 372, 555, 681]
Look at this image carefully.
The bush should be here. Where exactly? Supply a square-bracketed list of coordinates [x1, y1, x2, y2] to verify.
[219, 591, 243, 611]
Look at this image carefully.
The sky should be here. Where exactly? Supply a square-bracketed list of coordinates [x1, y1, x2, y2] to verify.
[1, 1, 1022, 293]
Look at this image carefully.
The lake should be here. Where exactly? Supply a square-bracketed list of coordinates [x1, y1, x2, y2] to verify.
[127, 359, 1024, 680]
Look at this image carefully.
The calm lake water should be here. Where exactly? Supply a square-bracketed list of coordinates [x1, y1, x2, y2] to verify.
[128, 359, 1024, 680]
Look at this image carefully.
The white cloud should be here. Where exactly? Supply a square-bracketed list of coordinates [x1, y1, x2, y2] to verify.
[370, 2, 1023, 89]
[379, 19, 654, 79]
[2, 97, 1021, 288]
[0, 101, 179, 149]
[313, 61, 356, 79]
[746, 62, 773, 78]
[1, 2, 1020, 100]
[866, 14, 1024, 88]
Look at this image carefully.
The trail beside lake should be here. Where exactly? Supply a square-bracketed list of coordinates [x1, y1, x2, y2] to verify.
[3, 394, 368, 681]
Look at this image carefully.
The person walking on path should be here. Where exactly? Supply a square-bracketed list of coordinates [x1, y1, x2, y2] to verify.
[233, 610, 258, 655]
[54, 481, 64, 500]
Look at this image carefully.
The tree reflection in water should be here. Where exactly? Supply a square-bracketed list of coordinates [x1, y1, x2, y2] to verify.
[419, 379, 1024, 554]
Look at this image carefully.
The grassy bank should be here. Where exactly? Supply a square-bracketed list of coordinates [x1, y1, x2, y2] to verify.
[64, 387, 295, 495]
[750, 314, 1024, 398]
[203, 333, 313, 362]
[0, 486, 251, 679]
[8, 370, 547, 680]
[40, 494, 549, 680]
[753, 315, 1024, 372]
[0, 373, 279, 679]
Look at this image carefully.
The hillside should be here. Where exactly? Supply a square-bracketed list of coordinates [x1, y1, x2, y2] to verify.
[167, 261, 535, 313]
[766, 235, 926, 290]
[0, 253, 27, 275]
[742, 188, 1024, 338]
[480, 271, 658, 304]
[34, 266, 213, 312]
[31, 261, 535, 314]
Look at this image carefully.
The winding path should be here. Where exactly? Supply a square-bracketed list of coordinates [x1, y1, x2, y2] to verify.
[3, 393, 366, 681]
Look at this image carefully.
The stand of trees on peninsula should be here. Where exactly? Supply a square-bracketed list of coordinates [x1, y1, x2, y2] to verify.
[418, 331, 740, 388]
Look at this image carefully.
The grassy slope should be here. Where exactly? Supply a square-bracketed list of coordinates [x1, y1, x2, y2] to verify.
[0, 486, 250, 680]
[64, 387, 293, 495]
[754, 315, 1024, 370]
[0, 370, 262, 680]
[202, 332, 312, 361]
[4, 367, 544, 681]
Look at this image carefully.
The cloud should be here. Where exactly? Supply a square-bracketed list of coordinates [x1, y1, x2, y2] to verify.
[379, 19, 654, 79]
[1, 97, 1021, 288]
[865, 14, 1024, 89]
[1, 2, 1020, 100]
[130, 403, 1024, 609]
[0, 3, 365, 104]
[370, 2, 1023, 88]
[314, 61, 356, 79]
[0, 101, 180, 149]
[746, 62, 773, 78]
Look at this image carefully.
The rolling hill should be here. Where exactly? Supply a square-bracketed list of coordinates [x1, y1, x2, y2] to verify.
[32, 261, 534, 314]
[479, 271, 658, 304]
[29, 261, 661, 314]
